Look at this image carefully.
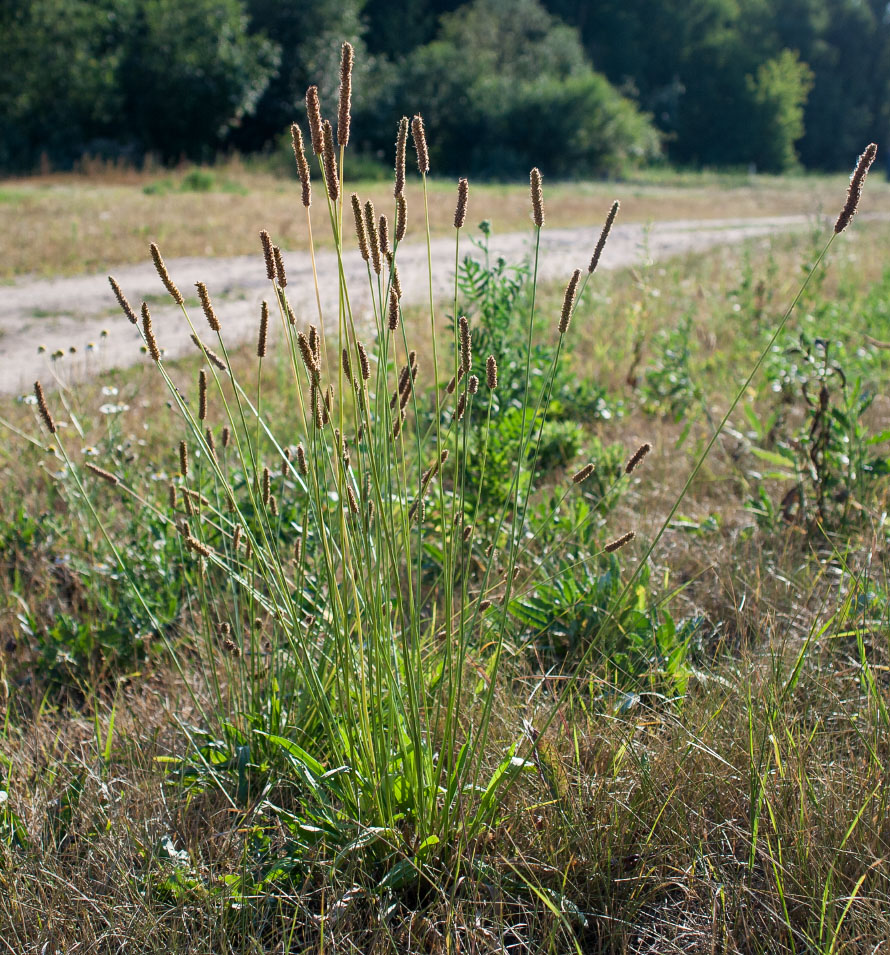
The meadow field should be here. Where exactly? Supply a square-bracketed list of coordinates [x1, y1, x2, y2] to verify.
[1, 136, 890, 954]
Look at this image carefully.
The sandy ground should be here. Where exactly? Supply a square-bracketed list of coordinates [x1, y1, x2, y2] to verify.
[0, 213, 852, 395]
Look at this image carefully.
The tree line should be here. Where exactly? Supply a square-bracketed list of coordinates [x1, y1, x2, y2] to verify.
[0, 0, 886, 177]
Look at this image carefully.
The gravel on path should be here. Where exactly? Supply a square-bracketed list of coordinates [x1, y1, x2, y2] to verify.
[0, 214, 833, 395]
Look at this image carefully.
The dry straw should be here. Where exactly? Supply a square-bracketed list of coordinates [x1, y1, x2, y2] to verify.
[306, 86, 323, 155]
[352, 194, 370, 261]
[259, 230, 275, 281]
[454, 178, 469, 229]
[322, 120, 340, 202]
[530, 168, 544, 228]
[257, 301, 269, 358]
[589, 200, 619, 274]
[291, 123, 311, 207]
[559, 269, 581, 335]
[150, 242, 184, 305]
[394, 116, 408, 197]
[33, 381, 55, 434]
[625, 442, 651, 474]
[835, 143, 878, 234]
[141, 303, 161, 361]
[108, 276, 137, 324]
[605, 530, 635, 553]
[411, 114, 429, 175]
[337, 42, 354, 149]
[195, 282, 221, 332]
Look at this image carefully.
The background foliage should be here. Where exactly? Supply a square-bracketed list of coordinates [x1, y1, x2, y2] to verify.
[0, 0, 887, 174]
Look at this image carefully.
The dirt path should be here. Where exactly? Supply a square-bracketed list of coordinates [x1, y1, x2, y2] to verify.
[0, 213, 847, 395]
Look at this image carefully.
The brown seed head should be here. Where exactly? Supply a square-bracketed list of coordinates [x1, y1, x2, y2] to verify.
[456, 392, 467, 422]
[296, 443, 308, 475]
[291, 123, 311, 207]
[558, 269, 581, 335]
[141, 303, 161, 361]
[205, 428, 216, 458]
[454, 178, 469, 229]
[530, 168, 544, 228]
[625, 442, 651, 474]
[486, 355, 498, 389]
[357, 341, 371, 380]
[322, 120, 340, 202]
[589, 200, 619, 273]
[572, 462, 595, 484]
[179, 440, 189, 477]
[221, 426, 231, 448]
[186, 535, 213, 559]
[364, 201, 381, 274]
[459, 315, 472, 374]
[297, 332, 320, 382]
[605, 530, 635, 553]
[411, 114, 429, 175]
[463, 524, 473, 542]
[198, 370, 208, 420]
[379, 214, 390, 257]
[259, 230, 275, 281]
[468, 374, 479, 394]
[337, 42, 354, 149]
[257, 301, 269, 358]
[149, 242, 183, 305]
[396, 194, 407, 242]
[387, 287, 400, 331]
[190, 333, 226, 371]
[195, 281, 221, 332]
[306, 86, 324, 155]
[480, 599, 492, 611]
[352, 193, 370, 261]
[346, 484, 359, 514]
[325, 383, 334, 414]
[168, 483, 177, 510]
[835, 143, 878, 234]
[108, 276, 137, 324]
[262, 467, 271, 506]
[308, 324, 320, 362]
[273, 246, 287, 288]
[33, 380, 56, 434]
[394, 116, 408, 197]
[342, 346, 353, 385]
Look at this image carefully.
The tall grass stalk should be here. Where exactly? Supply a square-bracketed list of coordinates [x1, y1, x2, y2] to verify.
[32, 53, 880, 896]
